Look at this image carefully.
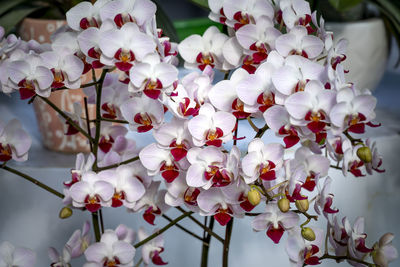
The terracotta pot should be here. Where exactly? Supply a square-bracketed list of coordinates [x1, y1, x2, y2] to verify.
[326, 18, 389, 91]
[19, 18, 95, 153]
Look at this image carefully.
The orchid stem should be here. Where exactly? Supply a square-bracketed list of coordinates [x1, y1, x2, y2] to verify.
[91, 118, 129, 124]
[0, 165, 64, 199]
[84, 97, 93, 152]
[134, 211, 193, 248]
[99, 208, 105, 233]
[254, 124, 269, 138]
[134, 258, 143, 267]
[92, 69, 108, 172]
[246, 117, 259, 132]
[38, 96, 93, 142]
[51, 81, 100, 92]
[92, 211, 101, 242]
[176, 207, 224, 243]
[201, 216, 215, 267]
[161, 214, 204, 243]
[96, 156, 140, 171]
[222, 218, 234, 267]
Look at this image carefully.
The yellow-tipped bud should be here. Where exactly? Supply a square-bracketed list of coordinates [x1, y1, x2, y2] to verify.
[295, 199, 309, 213]
[278, 198, 290, 213]
[301, 227, 316, 241]
[59, 207, 73, 219]
[357, 146, 372, 163]
[248, 189, 261, 206]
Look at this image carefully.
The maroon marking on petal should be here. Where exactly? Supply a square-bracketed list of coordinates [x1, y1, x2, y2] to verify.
[242, 64, 257, 74]
[144, 88, 161, 99]
[99, 136, 114, 153]
[84, 195, 102, 212]
[301, 50, 309, 58]
[252, 52, 268, 63]
[239, 193, 255, 212]
[205, 139, 223, 147]
[137, 125, 153, 133]
[91, 60, 104, 69]
[161, 169, 179, 183]
[367, 121, 381, 128]
[143, 207, 157, 225]
[111, 197, 123, 208]
[184, 187, 200, 206]
[19, 88, 36, 100]
[323, 197, 339, 214]
[79, 18, 90, 30]
[152, 250, 168, 265]
[88, 47, 101, 59]
[266, 224, 284, 244]
[315, 131, 327, 145]
[260, 170, 276, 181]
[115, 61, 133, 72]
[304, 256, 321, 265]
[170, 147, 187, 162]
[65, 121, 79, 135]
[307, 121, 326, 133]
[283, 135, 300, 148]
[356, 238, 373, 253]
[214, 211, 232, 226]
[348, 123, 365, 134]
[302, 177, 316, 192]
[0, 143, 12, 162]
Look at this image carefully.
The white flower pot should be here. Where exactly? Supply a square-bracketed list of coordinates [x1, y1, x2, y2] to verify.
[326, 18, 389, 91]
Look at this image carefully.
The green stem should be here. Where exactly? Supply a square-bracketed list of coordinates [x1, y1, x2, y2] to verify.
[134, 258, 143, 267]
[39, 96, 93, 141]
[176, 207, 224, 243]
[51, 81, 100, 92]
[99, 208, 105, 234]
[222, 218, 234, 267]
[134, 211, 193, 248]
[92, 118, 129, 124]
[161, 214, 204, 243]
[92, 70, 108, 172]
[254, 124, 269, 139]
[0, 165, 64, 199]
[201, 216, 215, 267]
[84, 97, 93, 152]
[92, 211, 101, 242]
[96, 156, 140, 171]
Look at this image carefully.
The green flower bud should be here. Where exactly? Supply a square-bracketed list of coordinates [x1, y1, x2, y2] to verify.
[59, 207, 73, 219]
[357, 146, 372, 163]
[301, 227, 316, 241]
[248, 189, 261, 206]
[295, 199, 309, 213]
[278, 198, 290, 213]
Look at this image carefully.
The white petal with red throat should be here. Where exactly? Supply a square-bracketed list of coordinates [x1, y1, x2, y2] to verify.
[63, 54, 84, 82]
[186, 163, 208, 188]
[112, 241, 135, 264]
[70, 181, 92, 203]
[212, 111, 236, 136]
[272, 65, 300, 96]
[93, 180, 114, 202]
[4, 119, 31, 160]
[188, 114, 212, 144]
[241, 151, 262, 184]
[66, 2, 94, 31]
[329, 102, 349, 128]
[129, 62, 152, 88]
[284, 91, 312, 120]
[139, 143, 171, 173]
[223, 37, 243, 67]
[154, 62, 178, 87]
[197, 187, 225, 214]
[178, 34, 204, 63]
[263, 105, 290, 132]
[353, 95, 377, 118]
[84, 242, 108, 262]
[302, 35, 324, 59]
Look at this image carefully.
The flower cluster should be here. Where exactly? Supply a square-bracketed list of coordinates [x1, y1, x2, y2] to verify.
[0, 0, 397, 266]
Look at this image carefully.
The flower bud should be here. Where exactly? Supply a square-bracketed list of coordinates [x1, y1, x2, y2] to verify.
[59, 207, 73, 219]
[295, 199, 309, 213]
[301, 227, 316, 241]
[278, 198, 290, 213]
[357, 146, 372, 163]
[248, 189, 261, 206]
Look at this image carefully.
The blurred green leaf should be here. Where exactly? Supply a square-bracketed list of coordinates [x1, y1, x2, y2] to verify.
[0, 6, 43, 34]
[187, 0, 209, 9]
[0, 0, 27, 16]
[375, 0, 400, 25]
[153, 0, 179, 42]
[328, 0, 363, 12]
